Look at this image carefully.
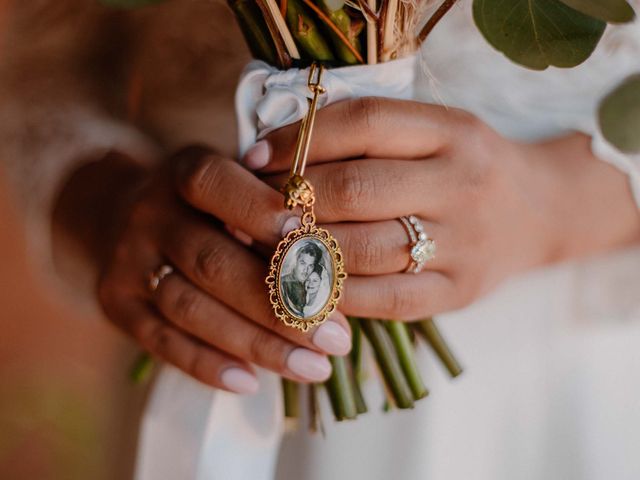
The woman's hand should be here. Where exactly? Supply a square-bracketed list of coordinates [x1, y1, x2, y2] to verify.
[242, 97, 640, 321]
[96, 147, 354, 394]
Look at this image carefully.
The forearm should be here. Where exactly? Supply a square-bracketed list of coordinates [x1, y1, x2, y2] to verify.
[0, 1, 157, 305]
[51, 152, 151, 278]
[527, 132, 640, 265]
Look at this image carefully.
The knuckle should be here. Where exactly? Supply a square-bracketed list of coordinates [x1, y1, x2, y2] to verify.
[179, 156, 221, 204]
[327, 163, 374, 215]
[454, 108, 483, 131]
[248, 329, 287, 371]
[144, 323, 173, 356]
[346, 229, 383, 272]
[388, 285, 421, 320]
[172, 287, 202, 330]
[194, 242, 230, 287]
[348, 97, 382, 132]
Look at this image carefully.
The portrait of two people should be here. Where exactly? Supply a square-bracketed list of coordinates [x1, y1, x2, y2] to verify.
[280, 240, 332, 319]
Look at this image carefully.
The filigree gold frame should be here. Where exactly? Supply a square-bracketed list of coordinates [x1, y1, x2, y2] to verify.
[266, 223, 347, 332]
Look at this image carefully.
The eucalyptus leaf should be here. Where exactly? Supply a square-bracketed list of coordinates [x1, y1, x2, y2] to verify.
[97, 0, 166, 8]
[599, 74, 640, 153]
[473, 0, 606, 70]
[558, 0, 635, 24]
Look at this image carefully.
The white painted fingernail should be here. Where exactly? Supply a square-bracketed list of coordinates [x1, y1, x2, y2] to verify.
[281, 217, 301, 236]
[233, 228, 253, 246]
[221, 368, 259, 394]
[243, 140, 270, 170]
[287, 348, 332, 382]
[313, 321, 351, 356]
[225, 224, 253, 246]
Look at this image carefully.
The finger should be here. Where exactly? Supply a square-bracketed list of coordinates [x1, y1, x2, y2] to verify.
[340, 272, 458, 320]
[245, 98, 459, 173]
[153, 271, 333, 383]
[264, 158, 447, 222]
[160, 213, 353, 356]
[113, 298, 260, 394]
[173, 149, 296, 247]
[323, 219, 444, 275]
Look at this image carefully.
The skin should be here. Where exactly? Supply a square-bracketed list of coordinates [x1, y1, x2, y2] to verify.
[306, 271, 321, 298]
[294, 253, 315, 282]
[53, 98, 640, 394]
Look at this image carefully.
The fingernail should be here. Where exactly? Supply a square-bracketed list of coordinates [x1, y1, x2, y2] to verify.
[287, 348, 332, 382]
[221, 368, 259, 394]
[224, 224, 253, 246]
[313, 321, 352, 356]
[243, 140, 270, 170]
[234, 228, 253, 246]
[281, 217, 301, 236]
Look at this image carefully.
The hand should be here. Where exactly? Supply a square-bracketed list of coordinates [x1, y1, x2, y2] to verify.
[96, 147, 354, 394]
[242, 98, 640, 320]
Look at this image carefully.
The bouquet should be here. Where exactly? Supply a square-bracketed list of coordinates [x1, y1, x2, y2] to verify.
[113, 0, 639, 426]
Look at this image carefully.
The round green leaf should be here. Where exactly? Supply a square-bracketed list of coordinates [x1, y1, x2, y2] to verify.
[97, 0, 166, 8]
[473, 0, 606, 70]
[558, 0, 635, 24]
[599, 74, 640, 154]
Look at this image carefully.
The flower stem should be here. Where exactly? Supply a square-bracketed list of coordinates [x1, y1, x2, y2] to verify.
[360, 318, 414, 409]
[130, 352, 154, 383]
[416, 0, 458, 44]
[309, 384, 326, 435]
[325, 355, 359, 420]
[286, 0, 335, 61]
[414, 317, 463, 378]
[386, 321, 429, 400]
[347, 317, 368, 413]
[228, 0, 282, 66]
[314, 0, 365, 64]
[282, 379, 300, 418]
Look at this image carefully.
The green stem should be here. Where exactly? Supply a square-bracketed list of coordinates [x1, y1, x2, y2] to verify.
[386, 321, 429, 400]
[318, 0, 364, 64]
[282, 379, 300, 418]
[360, 318, 414, 409]
[308, 384, 325, 435]
[228, 0, 280, 66]
[351, 370, 368, 414]
[347, 317, 367, 414]
[325, 355, 358, 420]
[130, 352, 154, 384]
[286, 0, 335, 61]
[414, 317, 463, 378]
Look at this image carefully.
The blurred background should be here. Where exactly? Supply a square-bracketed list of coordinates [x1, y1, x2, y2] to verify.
[0, 169, 147, 480]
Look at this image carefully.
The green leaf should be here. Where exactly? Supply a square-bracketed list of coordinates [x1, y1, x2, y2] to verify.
[599, 74, 640, 154]
[97, 0, 166, 8]
[473, 0, 606, 70]
[558, 0, 635, 24]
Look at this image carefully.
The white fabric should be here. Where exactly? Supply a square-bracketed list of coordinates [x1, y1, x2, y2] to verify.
[138, 4, 640, 479]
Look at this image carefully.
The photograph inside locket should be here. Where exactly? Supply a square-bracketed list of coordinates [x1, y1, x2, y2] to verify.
[279, 238, 334, 319]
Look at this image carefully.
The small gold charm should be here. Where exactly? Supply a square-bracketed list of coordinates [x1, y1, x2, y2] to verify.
[266, 64, 347, 332]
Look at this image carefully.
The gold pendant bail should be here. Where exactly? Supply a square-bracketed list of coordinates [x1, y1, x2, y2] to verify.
[282, 63, 326, 211]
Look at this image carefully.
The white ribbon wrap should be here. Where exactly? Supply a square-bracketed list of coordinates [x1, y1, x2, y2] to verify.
[134, 54, 419, 480]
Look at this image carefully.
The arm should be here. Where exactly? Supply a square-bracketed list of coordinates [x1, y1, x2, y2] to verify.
[0, 1, 156, 307]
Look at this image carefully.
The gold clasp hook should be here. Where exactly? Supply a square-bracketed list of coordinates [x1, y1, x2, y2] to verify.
[283, 63, 326, 211]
